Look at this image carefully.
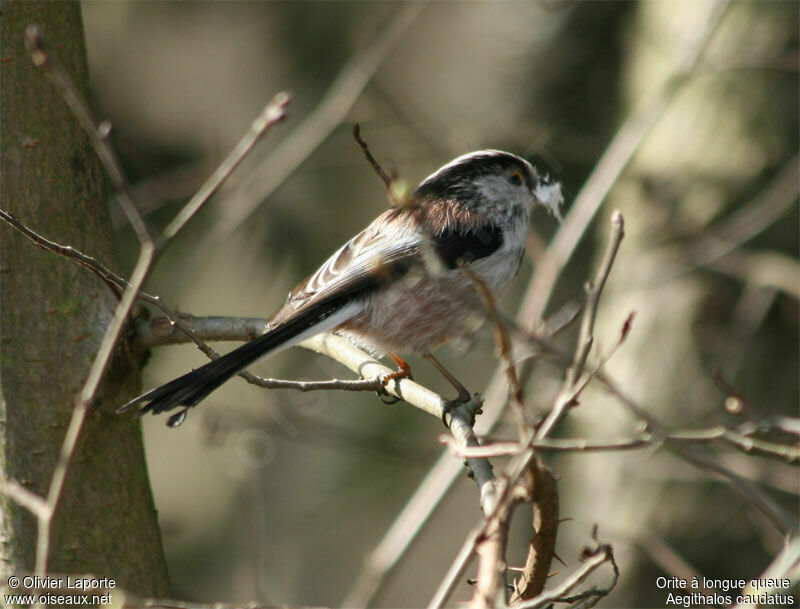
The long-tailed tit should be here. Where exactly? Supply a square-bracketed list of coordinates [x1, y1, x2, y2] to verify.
[118, 150, 563, 426]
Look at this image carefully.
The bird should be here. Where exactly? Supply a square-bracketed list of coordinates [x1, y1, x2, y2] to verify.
[117, 150, 563, 427]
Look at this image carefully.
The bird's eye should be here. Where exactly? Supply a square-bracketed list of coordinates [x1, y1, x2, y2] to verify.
[509, 170, 523, 186]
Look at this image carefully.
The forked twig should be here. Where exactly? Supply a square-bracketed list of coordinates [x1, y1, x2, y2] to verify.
[536, 212, 625, 440]
[517, 534, 619, 609]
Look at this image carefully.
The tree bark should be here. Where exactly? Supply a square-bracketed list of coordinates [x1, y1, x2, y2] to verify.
[0, 1, 169, 595]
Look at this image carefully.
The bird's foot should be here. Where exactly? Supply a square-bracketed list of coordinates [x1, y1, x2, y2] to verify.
[379, 353, 414, 403]
[442, 392, 484, 428]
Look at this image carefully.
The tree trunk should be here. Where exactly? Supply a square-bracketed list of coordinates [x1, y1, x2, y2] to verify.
[0, 1, 169, 595]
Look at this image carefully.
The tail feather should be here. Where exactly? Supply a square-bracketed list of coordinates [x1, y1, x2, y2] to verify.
[117, 330, 286, 416]
[117, 298, 363, 423]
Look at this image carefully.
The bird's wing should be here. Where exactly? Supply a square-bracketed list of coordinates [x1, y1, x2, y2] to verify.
[268, 208, 419, 327]
[269, 205, 505, 328]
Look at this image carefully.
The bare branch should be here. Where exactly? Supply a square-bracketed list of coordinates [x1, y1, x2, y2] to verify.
[464, 267, 527, 440]
[567, 210, 625, 387]
[217, 2, 425, 235]
[536, 212, 626, 440]
[24, 24, 153, 244]
[519, 0, 731, 326]
[599, 376, 799, 535]
[162, 92, 290, 240]
[0, 208, 127, 298]
[516, 541, 618, 609]
[352, 123, 394, 193]
[678, 449, 797, 535]
[442, 427, 799, 463]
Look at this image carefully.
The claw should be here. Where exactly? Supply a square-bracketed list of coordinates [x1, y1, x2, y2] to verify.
[441, 392, 483, 428]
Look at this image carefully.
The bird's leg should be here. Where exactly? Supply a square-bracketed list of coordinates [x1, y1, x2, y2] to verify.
[384, 353, 414, 383]
[379, 353, 414, 403]
[424, 352, 476, 426]
[424, 352, 470, 400]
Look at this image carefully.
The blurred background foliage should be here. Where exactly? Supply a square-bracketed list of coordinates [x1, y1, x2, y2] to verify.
[79, 1, 797, 606]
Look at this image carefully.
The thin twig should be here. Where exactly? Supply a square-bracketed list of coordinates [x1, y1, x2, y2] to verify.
[678, 448, 797, 535]
[37, 243, 155, 578]
[352, 123, 394, 193]
[441, 426, 799, 463]
[218, 2, 425, 235]
[464, 267, 527, 441]
[0, 208, 173, 309]
[516, 543, 617, 609]
[24, 24, 158, 579]
[163, 92, 290, 240]
[536, 212, 625, 440]
[599, 376, 799, 534]
[0, 208, 126, 298]
[520, 0, 731, 326]
[567, 210, 625, 386]
[24, 24, 153, 245]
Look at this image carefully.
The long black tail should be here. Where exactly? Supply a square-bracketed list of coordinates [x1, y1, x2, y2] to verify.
[117, 296, 362, 426]
[117, 331, 282, 422]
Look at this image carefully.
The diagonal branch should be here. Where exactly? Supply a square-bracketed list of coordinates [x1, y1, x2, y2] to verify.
[217, 1, 425, 235]
[537, 211, 625, 440]
[16, 24, 291, 581]
[162, 92, 290, 240]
